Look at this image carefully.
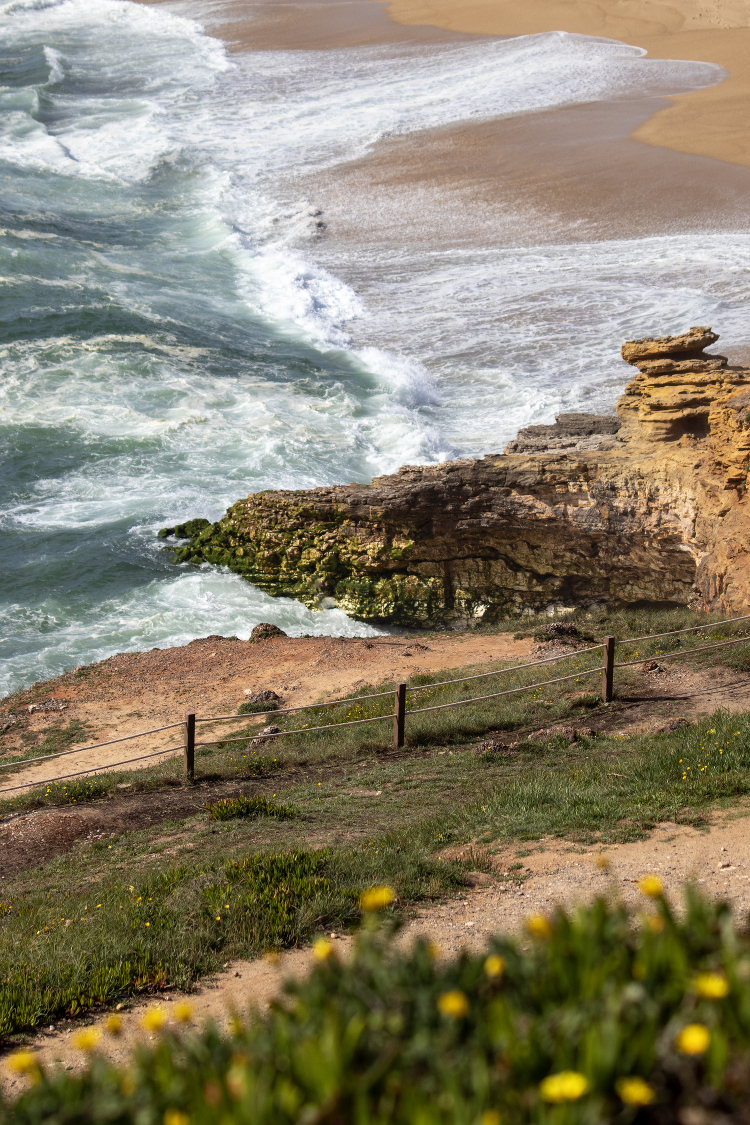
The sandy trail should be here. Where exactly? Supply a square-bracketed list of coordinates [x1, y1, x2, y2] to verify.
[0, 631, 533, 795]
[7, 808, 750, 1093]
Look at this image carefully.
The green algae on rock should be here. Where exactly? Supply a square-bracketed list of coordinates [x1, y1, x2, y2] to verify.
[158, 518, 212, 540]
[162, 329, 750, 628]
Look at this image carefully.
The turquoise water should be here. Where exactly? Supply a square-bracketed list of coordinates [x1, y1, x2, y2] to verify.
[2, 0, 748, 694]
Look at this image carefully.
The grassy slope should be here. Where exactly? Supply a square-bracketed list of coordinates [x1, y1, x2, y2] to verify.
[2, 607, 750, 1040]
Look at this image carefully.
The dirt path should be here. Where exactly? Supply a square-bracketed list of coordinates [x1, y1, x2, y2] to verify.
[3, 630, 750, 798]
[0, 631, 533, 795]
[6, 807, 750, 1094]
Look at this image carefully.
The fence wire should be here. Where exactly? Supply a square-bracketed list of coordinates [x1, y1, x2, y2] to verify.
[4, 613, 750, 798]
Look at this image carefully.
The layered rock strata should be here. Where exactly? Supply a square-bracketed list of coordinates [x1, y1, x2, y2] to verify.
[163, 328, 750, 626]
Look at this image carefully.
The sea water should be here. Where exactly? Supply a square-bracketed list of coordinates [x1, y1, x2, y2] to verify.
[2, 0, 749, 694]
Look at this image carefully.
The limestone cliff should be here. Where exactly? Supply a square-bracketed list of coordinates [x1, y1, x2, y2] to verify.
[162, 328, 750, 626]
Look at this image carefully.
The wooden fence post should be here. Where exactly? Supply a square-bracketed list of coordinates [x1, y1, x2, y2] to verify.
[184, 711, 195, 783]
[394, 683, 406, 749]
[602, 637, 615, 704]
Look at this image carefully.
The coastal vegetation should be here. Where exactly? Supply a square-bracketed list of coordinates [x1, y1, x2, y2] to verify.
[6, 888, 750, 1122]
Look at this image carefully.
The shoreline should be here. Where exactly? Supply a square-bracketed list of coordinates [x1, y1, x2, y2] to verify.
[297, 96, 750, 252]
[139, 0, 750, 167]
[380, 0, 750, 168]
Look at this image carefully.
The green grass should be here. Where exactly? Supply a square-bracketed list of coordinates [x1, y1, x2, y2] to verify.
[0, 720, 91, 769]
[206, 795, 298, 821]
[2, 705, 750, 1042]
[0, 831, 467, 1040]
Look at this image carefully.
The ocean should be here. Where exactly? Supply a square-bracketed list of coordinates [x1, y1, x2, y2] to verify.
[2, 0, 750, 695]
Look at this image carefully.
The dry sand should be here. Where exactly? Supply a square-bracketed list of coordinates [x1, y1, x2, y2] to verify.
[382, 0, 750, 167]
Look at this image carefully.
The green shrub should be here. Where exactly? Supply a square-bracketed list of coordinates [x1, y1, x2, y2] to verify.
[39, 778, 111, 805]
[237, 701, 279, 715]
[7, 888, 750, 1123]
[206, 795, 298, 821]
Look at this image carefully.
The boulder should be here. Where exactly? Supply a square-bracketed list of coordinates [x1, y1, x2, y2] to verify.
[621, 326, 719, 364]
[250, 623, 287, 641]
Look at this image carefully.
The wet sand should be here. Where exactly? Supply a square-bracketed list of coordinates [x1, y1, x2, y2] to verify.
[381, 0, 750, 167]
[298, 96, 750, 250]
[141, 0, 483, 49]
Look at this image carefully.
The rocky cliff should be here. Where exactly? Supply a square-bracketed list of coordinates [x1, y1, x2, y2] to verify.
[162, 327, 750, 627]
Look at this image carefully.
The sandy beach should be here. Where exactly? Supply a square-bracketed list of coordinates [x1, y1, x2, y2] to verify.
[137, 0, 750, 249]
[381, 0, 750, 166]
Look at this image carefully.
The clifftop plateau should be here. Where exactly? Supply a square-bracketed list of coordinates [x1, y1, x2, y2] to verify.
[162, 328, 750, 627]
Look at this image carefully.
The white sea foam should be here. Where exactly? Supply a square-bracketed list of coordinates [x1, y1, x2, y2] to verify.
[1, 567, 382, 692]
[0, 0, 746, 693]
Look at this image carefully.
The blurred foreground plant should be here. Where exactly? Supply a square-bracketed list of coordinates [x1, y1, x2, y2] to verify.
[6, 886, 750, 1124]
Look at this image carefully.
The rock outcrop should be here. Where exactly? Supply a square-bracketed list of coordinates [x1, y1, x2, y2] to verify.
[162, 327, 750, 626]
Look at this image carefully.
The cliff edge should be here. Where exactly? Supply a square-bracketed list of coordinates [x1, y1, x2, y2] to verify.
[162, 328, 750, 627]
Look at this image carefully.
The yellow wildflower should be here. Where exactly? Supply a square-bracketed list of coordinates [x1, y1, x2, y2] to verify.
[539, 1071, 589, 1102]
[481, 1113, 501, 1125]
[616, 1077, 656, 1105]
[163, 1111, 190, 1125]
[174, 1001, 194, 1024]
[313, 938, 333, 960]
[105, 1014, 123, 1036]
[226, 1067, 247, 1100]
[484, 955, 505, 978]
[360, 886, 396, 912]
[526, 914, 553, 939]
[694, 973, 730, 999]
[437, 990, 469, 1018]
[73, 1028, 101, 1052]
[141, 1007, 167, 1033]
[675, 1024, 710, 1055]
[7, 1050, 40, 1078]
[638, 875, 663, 898]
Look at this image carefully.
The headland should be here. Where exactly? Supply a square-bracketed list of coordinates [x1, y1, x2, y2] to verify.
[162, 327, 750, 627]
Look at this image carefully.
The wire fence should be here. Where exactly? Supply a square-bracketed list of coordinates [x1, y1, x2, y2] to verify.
[2, 612, 750, 797]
